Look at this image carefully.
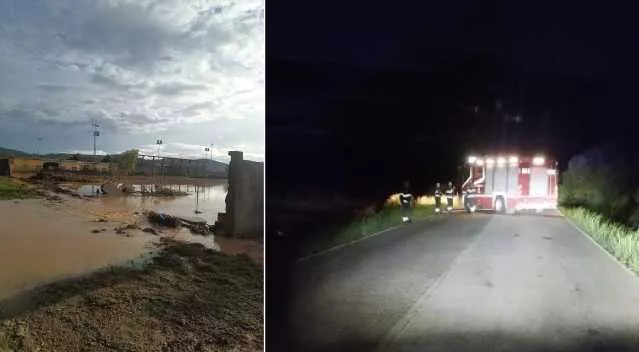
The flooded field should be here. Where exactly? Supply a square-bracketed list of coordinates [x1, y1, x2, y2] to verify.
[0, 199, 155, 300]
[67, 182, 228, 224]
[0, 179, 262, 302]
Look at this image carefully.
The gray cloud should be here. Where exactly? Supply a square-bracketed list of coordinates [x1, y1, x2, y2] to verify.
[152, 82, 209, 96]
[0, 0, 264, 160]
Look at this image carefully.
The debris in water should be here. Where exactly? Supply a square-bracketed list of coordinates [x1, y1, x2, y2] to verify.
[91, 229, 101, 234]
[194, 210, 203, 214]
[97, 218, 108, 223]
[126, 223, 140, 230]
[46, 195, 63, 202]
[187, 223, 210, 236]
[115, 227, 126, 235]
[143, 227, 159, 236]
[147, 211, 180, 228]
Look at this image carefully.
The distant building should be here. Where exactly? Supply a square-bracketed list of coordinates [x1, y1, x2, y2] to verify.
[0, 156, 110, 176]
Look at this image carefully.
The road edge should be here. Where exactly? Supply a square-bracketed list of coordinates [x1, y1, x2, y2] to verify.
[296, 216, 443, 264]
[296, 225, 402, 263]
[559, 209, 637, 279]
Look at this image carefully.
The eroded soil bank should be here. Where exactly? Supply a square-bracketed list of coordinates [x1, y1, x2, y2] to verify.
[0, 239, 263, 352]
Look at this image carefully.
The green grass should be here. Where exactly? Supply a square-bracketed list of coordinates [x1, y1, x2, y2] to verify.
[562, 206, 639, 273]
[0, 178, 39, 200]
[301, 204, 435, 257]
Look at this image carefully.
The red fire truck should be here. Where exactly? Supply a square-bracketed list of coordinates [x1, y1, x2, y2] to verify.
[461, 154, 558, 213]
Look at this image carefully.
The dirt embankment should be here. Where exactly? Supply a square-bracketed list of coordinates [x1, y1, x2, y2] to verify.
[0, 239, 263, 352]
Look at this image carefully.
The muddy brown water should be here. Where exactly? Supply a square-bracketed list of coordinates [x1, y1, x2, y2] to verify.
[65, 182, 227, 224]
[0, 181, 262, 302]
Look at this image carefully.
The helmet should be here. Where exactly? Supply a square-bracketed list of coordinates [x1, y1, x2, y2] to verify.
[448, 181, 453, 187]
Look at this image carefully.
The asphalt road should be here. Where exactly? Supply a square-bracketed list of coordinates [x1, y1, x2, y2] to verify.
[286, 213, 639, 352]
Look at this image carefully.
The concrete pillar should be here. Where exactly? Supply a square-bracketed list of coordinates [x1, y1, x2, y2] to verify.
[226, 151, 243, 237]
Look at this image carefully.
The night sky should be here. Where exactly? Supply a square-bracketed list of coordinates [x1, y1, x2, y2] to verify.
[268, 0, 636, 211]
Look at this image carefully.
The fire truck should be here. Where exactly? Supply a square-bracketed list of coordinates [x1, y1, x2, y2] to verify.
[461, 154, 558, 213]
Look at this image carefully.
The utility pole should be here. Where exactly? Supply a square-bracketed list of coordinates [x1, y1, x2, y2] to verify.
[92, 121, 100, 161]
[205, 145, 213, 177]
[156, 138, 163, 184]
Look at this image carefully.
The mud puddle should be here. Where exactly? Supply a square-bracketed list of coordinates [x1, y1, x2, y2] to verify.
[0, 199, 157, 301]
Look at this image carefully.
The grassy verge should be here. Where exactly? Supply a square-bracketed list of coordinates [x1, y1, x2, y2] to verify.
[0, 177, 39, 200]
[0, 239, 263, 351]
[301, 203, 435, 257]
[562, 206, 639, 273]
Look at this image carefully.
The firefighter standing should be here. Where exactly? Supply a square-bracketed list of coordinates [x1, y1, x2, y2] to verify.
[464, 183, 477, 212]
[434, 182, 442, 213]
[445, 181, 454, 212]
[399, 181, 414, 223]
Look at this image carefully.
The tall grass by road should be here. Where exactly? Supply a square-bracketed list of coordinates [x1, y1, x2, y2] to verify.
[300, 195, 436, 257]
[562, 207, 639, 273]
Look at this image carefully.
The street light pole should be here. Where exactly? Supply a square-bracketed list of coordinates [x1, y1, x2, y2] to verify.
[92, 121, 100, 161]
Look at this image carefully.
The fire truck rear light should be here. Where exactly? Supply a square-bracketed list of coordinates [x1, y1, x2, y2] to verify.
[533, 156, 545, 166]
[468, 156, 477, 164]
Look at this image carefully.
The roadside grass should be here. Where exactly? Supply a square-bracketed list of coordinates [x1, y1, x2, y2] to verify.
[562, 206, 639, 273]
[301, 200, 436, 257]
[0, 177, 39, 200]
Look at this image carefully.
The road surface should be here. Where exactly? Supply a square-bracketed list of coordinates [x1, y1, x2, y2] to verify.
[287, 213, 639, 352]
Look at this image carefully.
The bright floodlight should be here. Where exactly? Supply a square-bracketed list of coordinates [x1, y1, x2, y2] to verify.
[533, 156, 545, 166]
[497, 157, 506, 165]
[468, 156, 477, 164]
[509, 156, 518, 164]
[486, 158, 495, 165]
[476, 159, 485, 166]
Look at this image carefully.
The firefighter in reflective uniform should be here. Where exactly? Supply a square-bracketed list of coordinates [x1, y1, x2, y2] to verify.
[399, 181, 414, 223]
[434, 182, 442, 213]
[445, 181, 454, 212]
[464, 184, 477, 213]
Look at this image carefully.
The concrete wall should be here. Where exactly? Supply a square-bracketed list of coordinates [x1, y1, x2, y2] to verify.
[224, 151, 264, 239]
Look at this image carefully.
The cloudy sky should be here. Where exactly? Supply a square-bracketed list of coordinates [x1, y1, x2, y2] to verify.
[0, 0, 264, 162]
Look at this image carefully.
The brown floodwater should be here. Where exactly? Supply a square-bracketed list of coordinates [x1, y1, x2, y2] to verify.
[66, 182, 228, 224]
[0, 181, 262, 301]
[0, 199, 156, 300]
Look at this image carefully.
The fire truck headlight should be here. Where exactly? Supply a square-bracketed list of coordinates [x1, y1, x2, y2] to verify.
[468, 156, 477, 164]
[533, 156, 545, 166]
